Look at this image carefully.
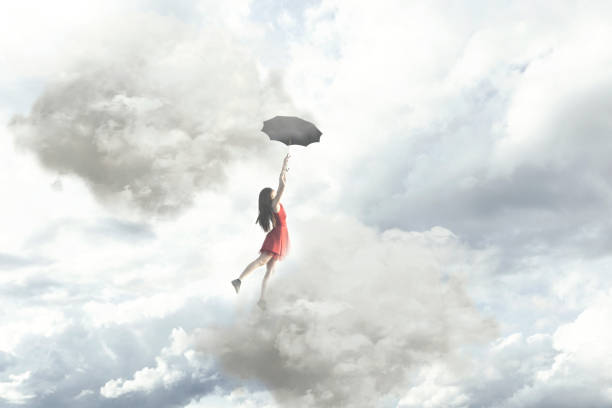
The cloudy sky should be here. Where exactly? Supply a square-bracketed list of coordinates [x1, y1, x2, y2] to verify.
[1, 0, 612, 406]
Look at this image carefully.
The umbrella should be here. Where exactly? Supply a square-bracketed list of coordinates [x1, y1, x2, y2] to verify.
[261, 116, 322, 150]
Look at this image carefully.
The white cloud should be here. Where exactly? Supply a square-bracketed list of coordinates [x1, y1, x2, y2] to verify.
[2, 1, 612, 407]
[7, 9, 296, 218]
[183, 386, 278, 408]
[277, 9, 296, 30]
[196, 215, 496, 407]
[100, 357, 185, 398]
[492, 17, 612, 176]
[0, 307, 70, 352]
[84, 293, 189, 328]
[100, 326, 214, 399]
[398, 362, 469, 408]
[278, 0, 612, 266]
[546, 290, 612, 383]
[396, 289, 612, 408]
[0, 371, 35, 404]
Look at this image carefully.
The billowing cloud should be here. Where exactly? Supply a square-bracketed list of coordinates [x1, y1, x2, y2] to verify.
[100, 328, 206, 399]
[0, 371, 34, 405]
[195, 215, 497, 407]
[3, 1, 612, 407]
[397, 289, 612, 408]
[8, 11, 295, 218]
[283, 0, 612, 264]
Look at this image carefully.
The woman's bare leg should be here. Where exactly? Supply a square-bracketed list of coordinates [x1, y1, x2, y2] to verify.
[259, 257, 278, 302]
[239, 252, 273, 280]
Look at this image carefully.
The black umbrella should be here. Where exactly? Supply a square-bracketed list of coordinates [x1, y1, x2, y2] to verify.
[261, 116, 322, 150]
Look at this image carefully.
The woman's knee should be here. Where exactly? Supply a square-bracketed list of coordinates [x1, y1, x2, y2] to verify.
[258, 252, 273, 265]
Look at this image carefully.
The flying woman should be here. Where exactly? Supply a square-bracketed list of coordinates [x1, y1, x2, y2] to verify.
[232, 153, 290, 309]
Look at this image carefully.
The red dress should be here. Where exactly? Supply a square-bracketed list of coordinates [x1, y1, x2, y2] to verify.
[260, 203, 290, 261]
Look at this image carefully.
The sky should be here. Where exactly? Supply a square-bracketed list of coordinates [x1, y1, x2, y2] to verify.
[1, 0, 612, 407]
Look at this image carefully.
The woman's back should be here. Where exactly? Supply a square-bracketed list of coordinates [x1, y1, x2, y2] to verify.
[273, 203, 287, 228]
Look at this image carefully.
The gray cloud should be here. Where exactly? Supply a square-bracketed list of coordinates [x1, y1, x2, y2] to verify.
[7, 13, 294, 219]
[280, 0, 612, 271]
[339, 71, 612, 268]
[82, 218, 156, 242]
[0, 276, 62, 299]
[0, 252, 51, 270]
[0, 351, 16, 372]
[195, 215, 497, 407]
[22, 217, 155, 251]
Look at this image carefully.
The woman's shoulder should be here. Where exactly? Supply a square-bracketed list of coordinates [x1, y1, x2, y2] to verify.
[273, 202, 281, 213]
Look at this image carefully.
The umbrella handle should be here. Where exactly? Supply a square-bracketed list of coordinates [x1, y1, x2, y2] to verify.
[286, 135, 291, 171]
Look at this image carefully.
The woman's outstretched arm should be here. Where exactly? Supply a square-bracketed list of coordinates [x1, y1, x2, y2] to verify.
[271, 153, 289, 211]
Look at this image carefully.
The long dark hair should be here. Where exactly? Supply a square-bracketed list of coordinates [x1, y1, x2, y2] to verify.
[255, 187, 277, 232]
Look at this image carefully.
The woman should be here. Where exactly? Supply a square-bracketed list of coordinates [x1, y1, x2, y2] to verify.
[231, 153, 290, 309]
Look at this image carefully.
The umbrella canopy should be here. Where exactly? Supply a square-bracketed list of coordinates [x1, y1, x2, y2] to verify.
[261, 116, 322, 147]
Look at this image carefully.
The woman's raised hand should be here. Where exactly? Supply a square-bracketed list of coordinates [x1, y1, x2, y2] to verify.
[282, 153, 290, 172]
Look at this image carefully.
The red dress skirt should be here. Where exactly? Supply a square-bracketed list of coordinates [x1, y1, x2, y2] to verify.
[260, 203, 290, 261]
